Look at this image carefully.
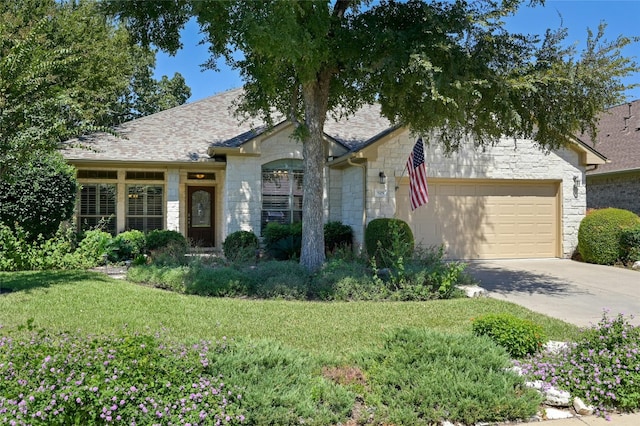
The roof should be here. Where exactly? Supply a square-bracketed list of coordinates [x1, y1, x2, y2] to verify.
[582, 99, 640, 175]
[62, 88, 393, 163]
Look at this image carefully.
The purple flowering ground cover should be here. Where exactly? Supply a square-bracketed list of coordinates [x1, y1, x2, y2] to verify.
[0, 329, 245, 425]
[515, 312, 640, 419]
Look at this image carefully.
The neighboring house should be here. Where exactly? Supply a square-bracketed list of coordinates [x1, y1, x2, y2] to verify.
[62, 88, 606, 259]
[583, 100, 640, 215]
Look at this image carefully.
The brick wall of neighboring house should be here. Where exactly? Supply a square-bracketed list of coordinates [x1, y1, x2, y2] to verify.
[587, 172, 640, 215]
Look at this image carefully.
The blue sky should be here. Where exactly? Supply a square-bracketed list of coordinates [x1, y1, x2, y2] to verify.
[154, 0, 640, 103]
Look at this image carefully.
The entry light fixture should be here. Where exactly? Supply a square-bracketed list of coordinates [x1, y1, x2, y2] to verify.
[379, 171, 387, 185]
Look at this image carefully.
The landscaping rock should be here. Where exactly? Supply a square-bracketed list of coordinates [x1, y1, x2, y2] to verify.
[459, 285, 487, 298]
[543, 340, 570, 354]
[573, 397, 595, 416]
[544, 407, 574, 420]
[632, 261, 640, 270]
[544, 387, 572, 407]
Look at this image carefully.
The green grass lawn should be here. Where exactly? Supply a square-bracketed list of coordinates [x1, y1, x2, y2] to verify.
[0, 270, 579, 358]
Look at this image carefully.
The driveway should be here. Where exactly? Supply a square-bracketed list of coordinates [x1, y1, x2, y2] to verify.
[465, 259, 640, 327]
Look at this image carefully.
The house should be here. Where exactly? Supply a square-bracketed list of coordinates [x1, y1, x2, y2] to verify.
[582, 100, 640, 215]
[62, 88, 607, 259]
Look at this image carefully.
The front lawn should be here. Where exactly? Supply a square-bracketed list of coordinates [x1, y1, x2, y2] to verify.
[0, 270, 580, 425]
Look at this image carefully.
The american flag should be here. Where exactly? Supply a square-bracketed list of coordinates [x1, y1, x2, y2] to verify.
[406, 138, 429, 210]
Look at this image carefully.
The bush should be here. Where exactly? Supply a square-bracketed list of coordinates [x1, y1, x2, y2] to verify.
[472, 313, 546, 358]
[364, 218, 414, 267]
[620, 224, 640, 263]
[263, 222, 302, 260]
[244, 261, 310, 299]
[0, 330, 245, 425]
[578, 208, 640, 265]
[0, 154, 78, 241]
[146, 229, 188, 252]
[517, 312, 640, 418]
[324, 221, 353, 254]
[76, 229, 113, 266]
[358, 328, 542, 425]
[110, 230, 146, 262]
[223, 230, 259, 262]
[185, 265, 249, 297]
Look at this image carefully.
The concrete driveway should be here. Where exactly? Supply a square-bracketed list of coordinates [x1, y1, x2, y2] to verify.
[465, 259, 640, 327]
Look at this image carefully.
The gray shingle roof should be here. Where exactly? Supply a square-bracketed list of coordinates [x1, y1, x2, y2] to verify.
[583, 100, 640, 175]
[62, 88, 394, 163]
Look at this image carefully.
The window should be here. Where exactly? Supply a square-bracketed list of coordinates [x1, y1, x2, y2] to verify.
[126, 185, 164, 232]
[79, 184, 117, 234]
[261, 159, 303, 231]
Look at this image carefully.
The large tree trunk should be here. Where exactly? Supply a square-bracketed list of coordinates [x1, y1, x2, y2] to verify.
[300, 77, 331, 272]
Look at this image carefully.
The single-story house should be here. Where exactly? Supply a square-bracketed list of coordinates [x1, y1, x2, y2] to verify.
[583, 99, 640, 215]
[62, 88, 607, 259]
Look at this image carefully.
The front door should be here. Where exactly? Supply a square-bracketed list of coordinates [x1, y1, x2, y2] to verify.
[188, 186, 215, 247]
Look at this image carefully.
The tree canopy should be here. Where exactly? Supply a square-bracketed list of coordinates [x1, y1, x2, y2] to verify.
[0, 0, 191, 179]
[104, 0, 638, 271]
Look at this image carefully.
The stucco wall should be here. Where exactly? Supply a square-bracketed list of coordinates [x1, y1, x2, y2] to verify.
[587, 172, 640, 215]
[362, 131, 586, 258]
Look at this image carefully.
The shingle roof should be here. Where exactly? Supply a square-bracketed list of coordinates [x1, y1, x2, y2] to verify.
[582, 100, 640, 175]
[62, 88, 394, 163]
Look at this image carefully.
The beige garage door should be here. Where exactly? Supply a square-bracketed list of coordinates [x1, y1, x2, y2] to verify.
[396, 179, 560, 259]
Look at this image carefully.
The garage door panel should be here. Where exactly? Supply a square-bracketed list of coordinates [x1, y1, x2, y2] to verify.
[396, 180, 559, 259]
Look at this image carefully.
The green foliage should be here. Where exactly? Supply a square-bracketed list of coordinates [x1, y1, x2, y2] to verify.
[518, 312, 640, 417]
[244, 261, 310, 300]
[324, 221, 353, 254]
[185, 265, 248, 297]
[358, 328, 542, 425]
[223, 230, 259, 262]
[76, 230, 113, 266]
[365, 218, 414, 268]
[578, 208, 640, 265]
[0, 154, 77, 240]
[145, 229, 187, 252]
[263, 222, 302, 260]
[620, 224, 640, 263]
[110, 230, 146, 262]
[472, 313, 547, 358]
[0, 330, 245, 424]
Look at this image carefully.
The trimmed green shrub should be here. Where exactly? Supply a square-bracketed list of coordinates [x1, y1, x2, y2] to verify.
[472, 313, 546, 358]
[620, 224, 640, 263]
[324, 221, 353, 254]
[263, 222, 302, 260]
[364, 218, 414, 268]
[146, 229, 188, 252]
[223, 230, 259, 262]
[110, 230, 146, 262]
[185, 265, 249, 297]
[0, 154, 77, 241]
[244, 261, 310, 299]
[578, 208, 640, 265]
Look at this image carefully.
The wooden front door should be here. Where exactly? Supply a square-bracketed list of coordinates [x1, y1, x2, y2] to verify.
[188, 186, 215, 247]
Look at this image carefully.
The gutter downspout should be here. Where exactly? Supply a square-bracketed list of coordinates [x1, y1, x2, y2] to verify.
[347, 158, 367, 253]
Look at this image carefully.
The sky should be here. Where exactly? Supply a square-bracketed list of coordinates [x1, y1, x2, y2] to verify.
[153, 0, 640, 104]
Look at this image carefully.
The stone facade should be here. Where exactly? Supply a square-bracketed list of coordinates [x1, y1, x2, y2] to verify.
[360, 131, 586, 258]
[587, 172, 640, 215]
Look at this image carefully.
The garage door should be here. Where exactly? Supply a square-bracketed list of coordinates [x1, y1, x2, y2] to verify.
[396, 179, 560, 259]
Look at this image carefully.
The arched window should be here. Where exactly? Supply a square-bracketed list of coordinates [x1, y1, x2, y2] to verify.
[262, 159, 303, 231]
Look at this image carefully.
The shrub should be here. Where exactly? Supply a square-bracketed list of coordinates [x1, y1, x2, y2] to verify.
[110, 230, 146, 262]
[76, 229, 113, 266]
[244, 261, 310, 299]
[324, 221, 353, 254]
[578, 208, 640, 265]
[223, 230, 259, 262]
[146, 229, 188, 252]
[472, 313, 546, 358]
[0, 330, 245, 425]
[263, 222, 302, 260]
[516, 312, 640, 418]
[364, 218, 414, 267]
[358, 328, 542, 425]
[0, 154, 77, 241]
[620, 224, 640, 263]
[185, 265, 249, 297]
